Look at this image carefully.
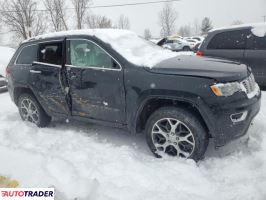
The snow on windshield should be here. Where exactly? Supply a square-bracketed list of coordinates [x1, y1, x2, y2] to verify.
[95, 30, 178, 68]
[27, 29, 184, 68]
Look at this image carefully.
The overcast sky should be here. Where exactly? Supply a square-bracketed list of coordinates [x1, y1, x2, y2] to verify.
[92, 0, 266, 37]
[1, 0, 265, 46]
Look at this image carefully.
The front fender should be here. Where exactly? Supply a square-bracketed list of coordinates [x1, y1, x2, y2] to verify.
[128, 90, 215, 136]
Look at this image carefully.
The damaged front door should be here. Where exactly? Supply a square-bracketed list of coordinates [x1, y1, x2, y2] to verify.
[66, 38, 126, 124]
[30, 40, 71, 116]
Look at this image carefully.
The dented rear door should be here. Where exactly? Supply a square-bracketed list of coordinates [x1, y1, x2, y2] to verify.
[29, 40, 70, 116]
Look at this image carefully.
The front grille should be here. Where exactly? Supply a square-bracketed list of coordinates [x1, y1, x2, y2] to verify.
[241, 74, 256, 94]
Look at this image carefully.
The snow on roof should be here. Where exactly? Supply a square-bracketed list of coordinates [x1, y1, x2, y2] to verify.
[26, 29, 180, 68]
[210, 23, 266, 37]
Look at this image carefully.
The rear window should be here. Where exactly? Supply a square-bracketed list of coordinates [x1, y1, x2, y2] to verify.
[207, 30, 249, 50]
[38, 42, 62, 65]
[16, 45, 38, 64]
[249, 35, 266, 50]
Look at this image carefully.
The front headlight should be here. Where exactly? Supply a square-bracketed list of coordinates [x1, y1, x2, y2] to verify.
[211, 82, 242, 97]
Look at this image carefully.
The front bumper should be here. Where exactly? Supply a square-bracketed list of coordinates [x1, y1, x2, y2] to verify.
[210, 91, 261, 147]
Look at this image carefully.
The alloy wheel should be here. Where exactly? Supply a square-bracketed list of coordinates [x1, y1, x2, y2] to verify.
[151, 118, 195, 158]
[20, 98, 39, 124]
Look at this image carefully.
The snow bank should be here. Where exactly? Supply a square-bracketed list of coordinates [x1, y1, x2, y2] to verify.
[26, 29, 187, 68]
[0, 92, 266, 200]
[0, 46, 15, 76]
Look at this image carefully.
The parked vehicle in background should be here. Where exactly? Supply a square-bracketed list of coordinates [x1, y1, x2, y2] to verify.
[7, 29, 261, 161]
[191, 36, 205, 43]
[185, 39, 198, 49]
[0, 47, 15, 92]
[157, 37, 191, 51]
[192, 42, 201, 53]
[149, 38, 162, 44]
[198, 23, 266, 87]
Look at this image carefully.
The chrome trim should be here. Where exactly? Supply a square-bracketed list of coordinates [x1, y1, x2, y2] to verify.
[38, 39, 64, 44]
[230, 111, 248, 123]
[66, 38, 122, 71]
[65, 64, 120, 71]
[30, 70, 42, 74]
[32, 61, 62, 68]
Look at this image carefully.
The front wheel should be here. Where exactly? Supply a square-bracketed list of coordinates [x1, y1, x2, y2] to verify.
[145, 107, 209, 161]
[18, 93, 51, 127]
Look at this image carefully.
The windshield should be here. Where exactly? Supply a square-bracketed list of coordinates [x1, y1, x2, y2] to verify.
[95, 29, 178, 68]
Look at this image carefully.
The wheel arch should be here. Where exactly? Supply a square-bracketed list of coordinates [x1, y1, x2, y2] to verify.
[13, 87, 35, 105]
[13, 86, 51, 117]
[134, 96, 213, 137]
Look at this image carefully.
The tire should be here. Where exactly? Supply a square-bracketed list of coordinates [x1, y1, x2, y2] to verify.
[145, 107, 209, 161]
[182, 46, 191, 51]
[18, 93, 51, 127]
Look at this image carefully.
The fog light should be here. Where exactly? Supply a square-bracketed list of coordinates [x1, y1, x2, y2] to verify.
[230, 111, 248, 123]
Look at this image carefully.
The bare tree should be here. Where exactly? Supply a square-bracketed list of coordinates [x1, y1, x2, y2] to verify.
[43, 0, 68, 31]
[117, 15, 130, 29]
[201, 17, 213, 35]
[87, 14, 113, 28]
[0, 0, 46, 40]
[144, 28, 152, 40]
[158, 2, 178, 37]
[178, 25, 192, 37]
[193, 19, 201, 35]
[71, 0, 91, 29]
[231, 20, 244, 25]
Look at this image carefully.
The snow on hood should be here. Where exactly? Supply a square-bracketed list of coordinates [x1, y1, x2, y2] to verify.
[211, 23, 266, 37]
[26, 29, 188, 68]
[0, 46, 15, 76]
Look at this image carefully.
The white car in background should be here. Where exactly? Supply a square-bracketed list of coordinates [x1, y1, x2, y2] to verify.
[185, 39, 199, 49]
[0, 46, 15, 92]
[184, 36, 205, 52]
[157, 37, 191, 51]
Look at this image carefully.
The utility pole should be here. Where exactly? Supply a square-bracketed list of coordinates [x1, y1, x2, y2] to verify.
[262, 15, 266, 22]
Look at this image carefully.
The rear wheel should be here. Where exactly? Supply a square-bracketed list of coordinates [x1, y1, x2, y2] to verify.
[145, 107, 208, 161]
[18, 93, 51, 127]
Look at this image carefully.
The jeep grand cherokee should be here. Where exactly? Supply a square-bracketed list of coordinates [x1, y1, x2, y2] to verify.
[6, 29, 261, 161]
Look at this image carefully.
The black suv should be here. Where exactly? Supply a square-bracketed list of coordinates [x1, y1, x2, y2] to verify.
[198, 24, 266, 87]
[7, 30, 261, 161]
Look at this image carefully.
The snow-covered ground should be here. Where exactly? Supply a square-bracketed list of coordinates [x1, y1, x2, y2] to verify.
[0, 91, 265, 200]
[0, 46, 15, 76]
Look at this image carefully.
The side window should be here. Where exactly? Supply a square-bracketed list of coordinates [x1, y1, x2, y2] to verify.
[207, 30, 249, 50]
[68, 40, 118, 69]
[166, 40, 174, 44]
[16, 45, 37, 64]
[249, 35, 266, 50]
[38, 42, 62, 65]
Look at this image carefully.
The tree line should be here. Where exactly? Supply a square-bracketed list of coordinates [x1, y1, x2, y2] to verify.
[0, 0, 130, 41]
[144, 2, 244, 40]
[0, 0, 244, 43]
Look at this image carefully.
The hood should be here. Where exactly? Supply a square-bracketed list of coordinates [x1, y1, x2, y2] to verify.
[146, 55, 248, 82]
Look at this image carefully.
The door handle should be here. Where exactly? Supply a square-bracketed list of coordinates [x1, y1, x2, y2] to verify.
[69, 73, 77, 79]
[30, 70, 42, 74]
